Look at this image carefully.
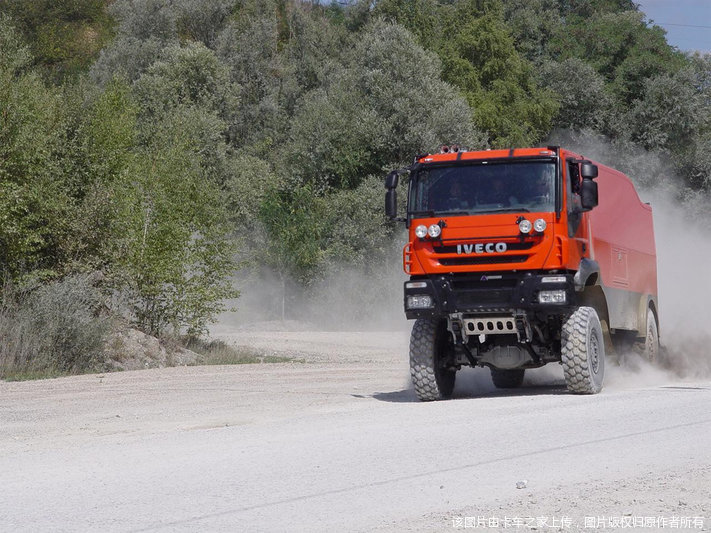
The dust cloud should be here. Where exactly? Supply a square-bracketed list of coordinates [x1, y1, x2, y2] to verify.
[549, 130, 711, 382]
[218, 233, 410, 332]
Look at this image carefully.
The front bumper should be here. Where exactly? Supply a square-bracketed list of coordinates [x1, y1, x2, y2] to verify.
[404, 272, 576, 319]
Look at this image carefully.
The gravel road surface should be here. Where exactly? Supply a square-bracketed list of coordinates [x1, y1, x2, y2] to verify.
[2, 326, 710, 532]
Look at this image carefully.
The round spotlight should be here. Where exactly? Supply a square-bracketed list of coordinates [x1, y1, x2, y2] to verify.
[415, 225, 428, 238]
[533, 218, 547, 232]
[519, 219, 532, 234]
[428, 224, 442, 238]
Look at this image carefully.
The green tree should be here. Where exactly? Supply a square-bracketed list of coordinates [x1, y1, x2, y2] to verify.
[279, 19, 484, 192]
[174, 0, 234, 47]
[549, 10, 685, 105]
[135, 42, 237, 115]
[539, 58, 611, 131]
[0, 17, 72, 280]
[90, 0, 179, 85]
[443, 11, 558, 146]
[258, 184, 325, 318]
[111, 108, 238, 336]
[374, 0, 558, 147]
[59, 79, 140, 272]
[626, 66, 711, 189]
[501, 0, 561, 62]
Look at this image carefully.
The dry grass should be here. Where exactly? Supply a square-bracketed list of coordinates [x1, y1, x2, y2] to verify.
[0, 275, 110, 380]
[183, 337, 294, 365]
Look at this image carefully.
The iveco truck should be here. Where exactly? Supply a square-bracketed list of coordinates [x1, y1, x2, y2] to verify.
[385, 146, 658, 399]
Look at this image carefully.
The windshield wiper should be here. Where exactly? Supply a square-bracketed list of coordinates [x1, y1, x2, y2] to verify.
[409, 210, 470, 217]
[435, 211, 469, 216]
[485, 207, 531, 213]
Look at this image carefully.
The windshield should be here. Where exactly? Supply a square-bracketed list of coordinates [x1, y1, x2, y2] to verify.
[409, 160, 556, 216]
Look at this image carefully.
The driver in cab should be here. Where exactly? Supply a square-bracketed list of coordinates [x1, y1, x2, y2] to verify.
[432, 179, 471, 212]
[478, 176, 518, 206]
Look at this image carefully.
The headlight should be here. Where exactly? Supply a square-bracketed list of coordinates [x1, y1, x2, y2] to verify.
[518, 219, 532, 234]
[533, 218, 547, 232]
[538, 290, 566, 304]
[407, 295, 434, 309]
[427, 224, 441, 238]
[415, 225, 427, 238]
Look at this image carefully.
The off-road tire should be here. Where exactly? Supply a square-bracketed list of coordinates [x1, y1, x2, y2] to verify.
[639, 308, 659, 363]
[561, 306, 605, 394]
[491, 368, 525, 389]
[409, 317, 456, 401]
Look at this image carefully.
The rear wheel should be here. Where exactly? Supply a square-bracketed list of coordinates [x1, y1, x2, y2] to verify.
[410, 317, 456, 401]
[561, 306, 605, 394]
[491, 368, 525, 389]
[641, 308, 659, 363]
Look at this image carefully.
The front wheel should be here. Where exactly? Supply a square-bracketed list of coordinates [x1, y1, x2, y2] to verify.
[561, 306, 605, 394]
[409, 317, 456, 401]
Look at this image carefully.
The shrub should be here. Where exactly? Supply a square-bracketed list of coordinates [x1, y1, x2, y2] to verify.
[0, 274, 110, 379]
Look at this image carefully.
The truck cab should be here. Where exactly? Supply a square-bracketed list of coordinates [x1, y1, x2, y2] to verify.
[386, 146, 658, 399]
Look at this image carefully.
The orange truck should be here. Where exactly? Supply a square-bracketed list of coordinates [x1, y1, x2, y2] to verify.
[385, 146, 658, 399]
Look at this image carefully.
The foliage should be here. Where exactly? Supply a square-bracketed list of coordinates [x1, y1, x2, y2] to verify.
[258, 185, 326, 284]
[548, 10, 685, 105]
[109, 107, 239, 337]
[0, 16, 71, 279]
[224, 155, 281, 231]
[539, 58, 611, 131]
[500, 0, 560, 62]
[185, 337, 293, 365]
[90, 0, 179, 85]
[279, 19, 484, 192]
[374, 0, 558, 147]
[0, 0, 114, 81]
[2, 0, 711, 341]
[133, 41, 239, 122]
[320, 175, 399, 267]
[1, 18, 238, 340]
[174, 0, 235, 47]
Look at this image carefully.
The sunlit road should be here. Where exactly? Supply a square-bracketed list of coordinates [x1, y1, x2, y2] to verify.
[2, 331, 710, 532]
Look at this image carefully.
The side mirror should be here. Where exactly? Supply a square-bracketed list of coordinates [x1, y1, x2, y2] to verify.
[385, 171, 399, 189]
[581, 163, 598, 179]
[385, 189, 398, 219]
[581, 178, 598, 210]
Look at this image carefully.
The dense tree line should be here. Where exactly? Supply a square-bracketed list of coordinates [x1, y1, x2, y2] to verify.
[1, 0, 709, 373]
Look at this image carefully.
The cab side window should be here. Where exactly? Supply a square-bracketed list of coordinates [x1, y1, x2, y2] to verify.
[567, 161, 583, 236]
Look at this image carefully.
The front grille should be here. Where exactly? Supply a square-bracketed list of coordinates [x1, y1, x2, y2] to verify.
[433, 241, 535, 254]
[439, 255, 529, 266]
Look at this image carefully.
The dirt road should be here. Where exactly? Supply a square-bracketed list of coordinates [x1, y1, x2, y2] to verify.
[2, 326, 710, 532]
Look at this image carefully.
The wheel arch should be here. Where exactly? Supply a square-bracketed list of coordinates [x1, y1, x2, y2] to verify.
[578, 284, 610, 330]
[574, 258, 600, 291]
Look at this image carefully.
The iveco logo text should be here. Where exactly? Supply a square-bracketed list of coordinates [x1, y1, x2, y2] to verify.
[457, 243, 507, 254]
